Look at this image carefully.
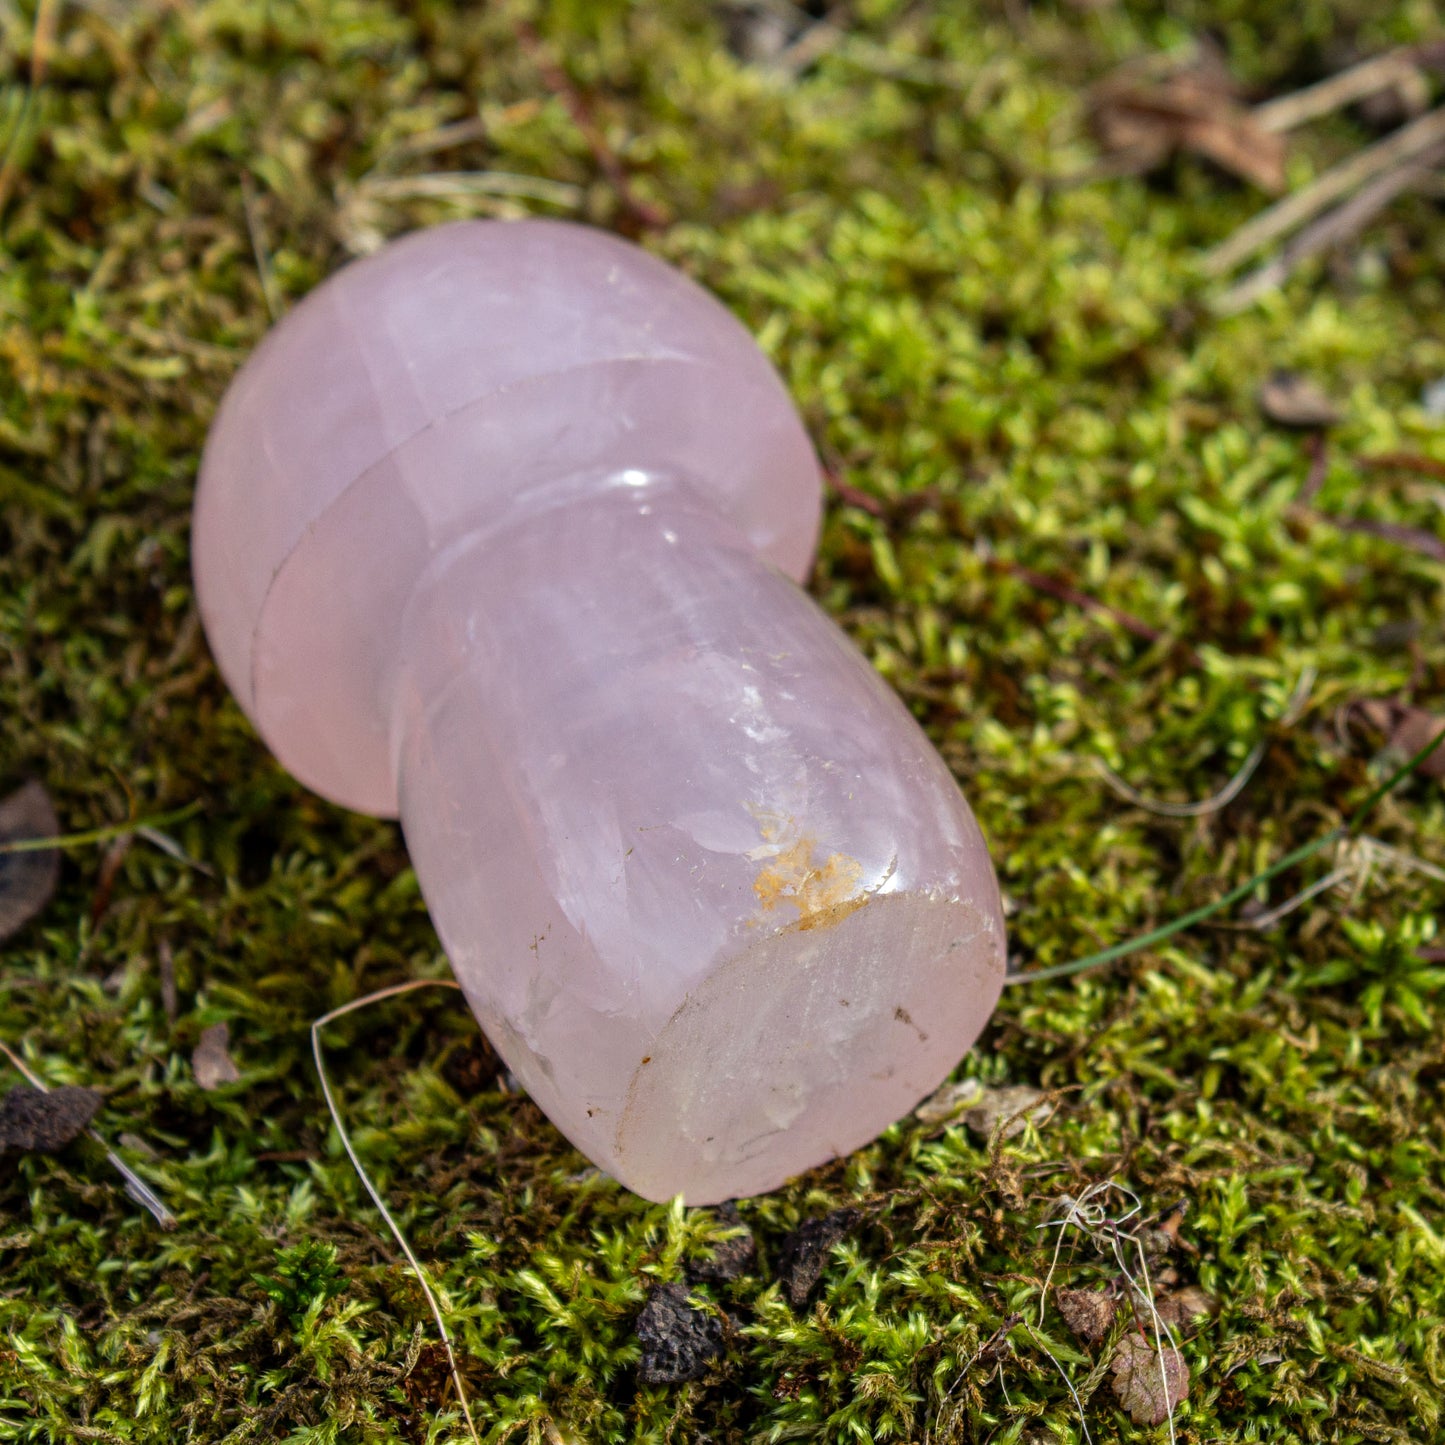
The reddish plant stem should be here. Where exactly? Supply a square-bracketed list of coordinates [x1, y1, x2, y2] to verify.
[986, 557, 1169, 648]
[822, 469, 1173, 651]
[1357, 450, 1445, 481]
[1304, 510, 1445, 561]
[1298, 433, 1330, 503]
[826, 474, 888, 517]
[513, 19, 668, 231]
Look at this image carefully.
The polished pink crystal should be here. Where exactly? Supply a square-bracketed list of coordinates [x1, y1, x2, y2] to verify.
[193, 220, 1005, 1203]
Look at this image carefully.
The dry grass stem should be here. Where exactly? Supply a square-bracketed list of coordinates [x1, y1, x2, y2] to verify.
[311, 978, 482, 1445]
[1234, 834, 1445, 931]
[1203, 104, 1445, 277]
[1096, 740, 1268, 817]
[240, 172, 280, 323]
[1034, 1183, 1182, 1445]
[1096, 668, 1315, 818]
[353, 171, 584, 208]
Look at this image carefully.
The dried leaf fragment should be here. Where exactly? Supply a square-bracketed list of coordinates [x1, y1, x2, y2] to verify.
[192, 1022, 241, 1090]
[1386, 707, 1445, 775]
[0, 781, 60, 943]
[1138, 1197, 1199, 1257]
[1111, 1331, 1190, 1425]
[634, 1282, 725, 1384]
[1259, 370, 1342, 428]
[0, 1084, 102, 1153]
[1057, 1286, 1118, 1343]
[1155, 1285, 1219, 1337]
[1357, 701, 1445, 778]
[1090, 50, 1287, 192]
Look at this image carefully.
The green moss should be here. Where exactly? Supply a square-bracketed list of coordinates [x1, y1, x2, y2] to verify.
[3, 1, 1445, 1440]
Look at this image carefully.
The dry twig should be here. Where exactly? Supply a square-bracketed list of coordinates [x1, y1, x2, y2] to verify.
[984, 554, 1173, 651]
[1089, 49, 1286, 193]
[1215, 141, 1445, 312]
[1358, 451, 1445, 481]
[1252, 46, 1444, 134]
[1291, 494, 1445, 562]
[1010, 718, 1445, 984]
[1230, 834, 1445, 931]
[1203, 103, 1445, 277]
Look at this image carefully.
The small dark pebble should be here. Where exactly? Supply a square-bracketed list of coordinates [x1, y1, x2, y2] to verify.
[0, 1085, 102, 1153]
[634, 1282, 726, 1385]
[776, 1206, 862, 1309]
[687, 1202, 757, 1284]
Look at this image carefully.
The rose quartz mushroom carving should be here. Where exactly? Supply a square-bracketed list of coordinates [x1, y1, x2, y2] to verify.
[193, 220, 1005, 1204]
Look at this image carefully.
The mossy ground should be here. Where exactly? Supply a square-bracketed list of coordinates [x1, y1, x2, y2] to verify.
[3, 1, 1445, 1441]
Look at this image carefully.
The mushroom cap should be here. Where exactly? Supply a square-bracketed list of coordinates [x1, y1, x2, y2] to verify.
[193, 220, 822, 813]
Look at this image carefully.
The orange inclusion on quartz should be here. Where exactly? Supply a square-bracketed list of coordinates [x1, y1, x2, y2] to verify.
[752, 833, 868, 932]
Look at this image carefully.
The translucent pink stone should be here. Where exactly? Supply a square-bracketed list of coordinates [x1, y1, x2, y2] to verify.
[193, 220, 1006, 1203]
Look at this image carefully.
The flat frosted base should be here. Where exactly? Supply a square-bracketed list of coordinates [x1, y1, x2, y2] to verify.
[614, 892, 1000, 1203]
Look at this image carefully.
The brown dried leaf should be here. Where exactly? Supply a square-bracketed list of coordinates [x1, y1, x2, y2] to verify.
[1356, 701, 1445, 778]
[192, 1022, 241, 1090]
[1154, 1198, 1189, 1243]
[1090, 51, 1287, 192]
[961, 1084, 1052, 1141]
[1155, 1285, 1220, 1338]
[1057, 1287, 1118, 1343]
[1259, 370, 1343, 429]
[1111, 1331, 1190, 1425]
[1356, 698, 1397, 733]
[975, 1314, 1022, 1365]
[0, 781, 60, 943]
[1177, 99, 1287, 192]
[0, 1085, 102, 1153]
[1388, 708, 1445, 776]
